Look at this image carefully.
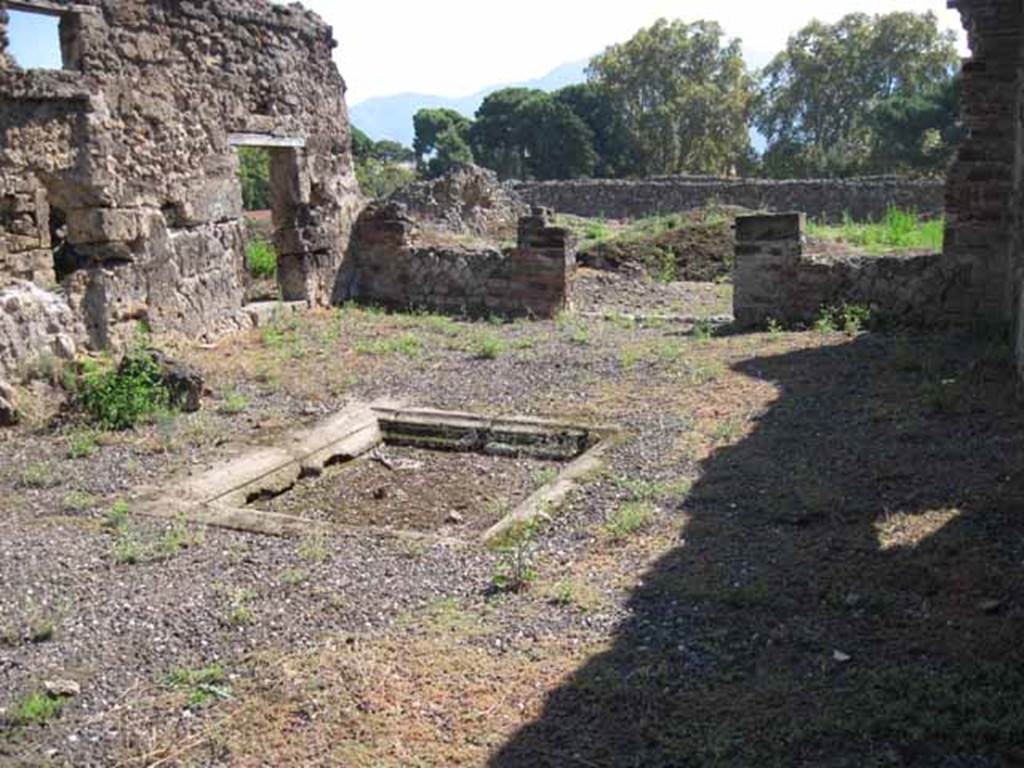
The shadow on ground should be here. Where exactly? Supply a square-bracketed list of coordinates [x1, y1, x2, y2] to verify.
[493, 332, 1024, 767]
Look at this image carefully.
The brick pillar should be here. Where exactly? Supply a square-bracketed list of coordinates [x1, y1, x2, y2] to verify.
[943, 0, 1024, 329]
[508, 207, 575, 318]
[733, 213, 805, 328]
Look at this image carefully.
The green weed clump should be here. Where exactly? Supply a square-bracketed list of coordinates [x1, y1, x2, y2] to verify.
[78, 350, 170, 430]
[8, 691, 64, 726]
[246, 238, 277, 279]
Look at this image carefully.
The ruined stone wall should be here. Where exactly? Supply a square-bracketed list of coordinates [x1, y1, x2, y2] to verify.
[733, 213, 946, 329]
[0, 0, 360, 348]
[389, 164, 528, 238]
[513, 177, 945, 223]
[944, 1, 1024, 381]
[345, 203, 574, 318]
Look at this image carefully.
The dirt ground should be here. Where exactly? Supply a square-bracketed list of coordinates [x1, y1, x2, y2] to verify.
[254, 445, 563, 535]
[1, 270, 1023, 767]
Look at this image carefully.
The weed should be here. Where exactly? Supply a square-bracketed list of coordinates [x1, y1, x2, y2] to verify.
[8, 691, 63, 726]
[66, 429, 99, 459]
[78, 350, 171, 430]
[17, 462, 57, 489]
[246, 237, 277, 279]
[692, 318, 715, 343]
[473, 333, 507, 360]
[568, 324, 592, 346]
[105, 499, 131, 531]
[766, 317, 783, 337]
[603, 501, 654, 541]
[168, 664, 232, 709]
[490, 521, 539, 593]
[225, 590, 256, 627]
[355, 333, 422, 357]
[298, 532, 331, 564]
[653, 340, 684, 364]
[62, 491, 99, 513]
[218, 389, 249, 415]
[281, 568, 308, 586]
[112, 532, 145, 565]
[813, 308, 837, 334]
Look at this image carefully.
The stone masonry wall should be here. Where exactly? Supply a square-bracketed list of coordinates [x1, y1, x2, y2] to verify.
[345, 203, 574, 318]
[0, 0, 361, 349]
[945, 0, 1024, 380]
[734, 213, 946, 329]
[514, 177, 945, 223]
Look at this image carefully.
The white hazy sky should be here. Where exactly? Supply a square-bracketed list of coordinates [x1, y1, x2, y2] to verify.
[306, 0, 968, 105]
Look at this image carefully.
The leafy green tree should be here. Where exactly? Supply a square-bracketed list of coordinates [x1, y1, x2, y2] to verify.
[356, 158, 417, 199]
[470, 88, 538, 179]
[350, 126, 376, 161]
[470, 88, 598, 180]
[554, 83, 641, 178]
[237, 147, 270, 211]
[869, 76, 961, 175]
[756, 12, 959, 177]
[412, 108, 474, 178]
[513, 94, 597, 180]
[587, 19, 754, 176]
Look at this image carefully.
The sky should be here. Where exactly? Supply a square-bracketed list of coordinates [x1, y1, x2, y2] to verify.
[5, 1, 968, 104]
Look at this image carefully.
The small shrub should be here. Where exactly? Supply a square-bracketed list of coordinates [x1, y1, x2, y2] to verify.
[8, 691, 63, 726]
[246, 238, 277, 279]
[224, 590, 256, 627]
[603, 502, 654, 541]
[78, 351, 171, 430]
[490, 521, 539, 593]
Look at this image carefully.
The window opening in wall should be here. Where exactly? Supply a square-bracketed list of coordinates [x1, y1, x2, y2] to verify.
[6, 9, 64, 70]
[232, 137, 306, 303]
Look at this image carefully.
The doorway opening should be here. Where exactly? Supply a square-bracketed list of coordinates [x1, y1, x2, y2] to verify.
[231, 135, 307, 305]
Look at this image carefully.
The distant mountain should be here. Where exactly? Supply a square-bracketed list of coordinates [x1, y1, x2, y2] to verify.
[350, 60, 588, 147]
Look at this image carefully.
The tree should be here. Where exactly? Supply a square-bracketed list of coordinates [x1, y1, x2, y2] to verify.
[513, 93, 597, 180]
[470, 88, 598, 180]
[868, 75, 961, 176]
[756, 12, 959, 177]
[587, 19, 754, 176]
[237, 147, 271, 211]
[554, 83, 641, 178]
[412, 108, 474, 178]
[350, 126, 376, 161]
[470, 88, 538, 180]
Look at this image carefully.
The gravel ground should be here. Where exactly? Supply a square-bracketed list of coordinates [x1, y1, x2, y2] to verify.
[1, 271, 1021, 767]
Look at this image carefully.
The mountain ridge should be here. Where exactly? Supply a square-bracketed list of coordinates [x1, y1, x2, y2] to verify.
[349, 60, 588, 147]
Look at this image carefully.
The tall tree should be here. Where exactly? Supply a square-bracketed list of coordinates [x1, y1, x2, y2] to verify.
[756, 12, 959, 177]
[412, 108, 474, 178]
[587, 19, 754, 176]
[514, 93, 598, 180]
[470, 88, 537, 180]
[554, 83, 641, 178]
[869, 75, 961, 176]
[237, 147, 270, 211]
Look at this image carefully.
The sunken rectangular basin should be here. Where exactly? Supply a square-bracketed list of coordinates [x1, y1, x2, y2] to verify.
[137, 402, 617, 544]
